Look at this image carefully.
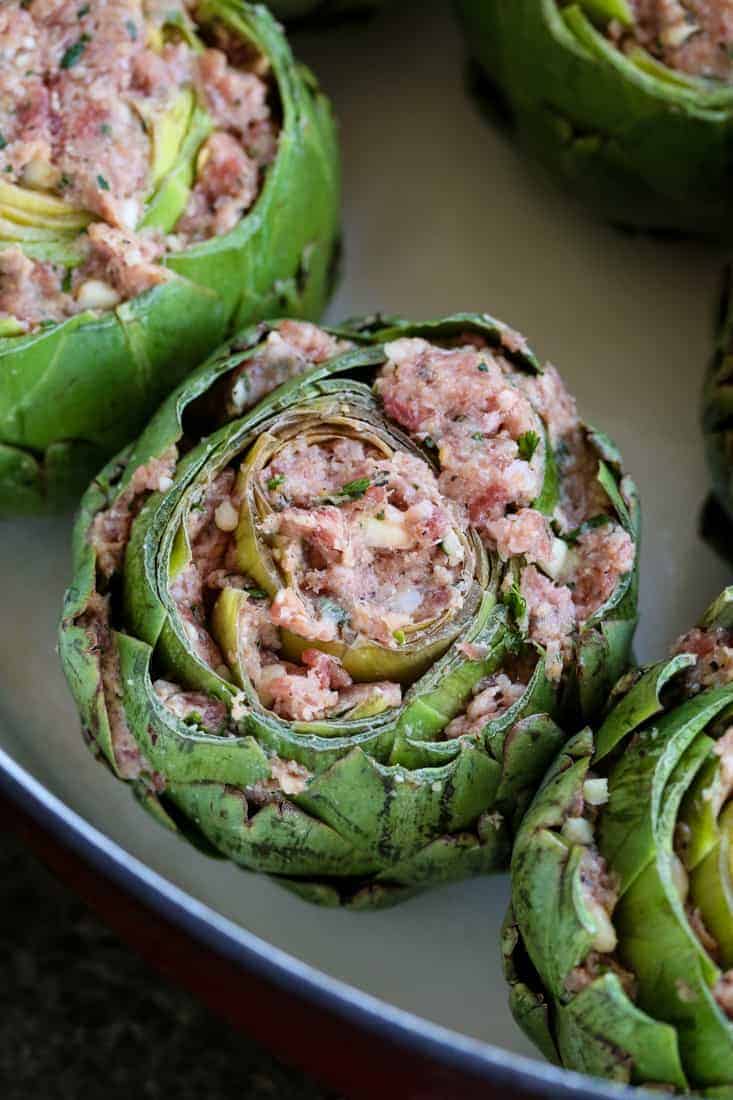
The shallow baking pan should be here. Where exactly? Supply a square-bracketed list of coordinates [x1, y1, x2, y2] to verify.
[1, 4, 730, 1097]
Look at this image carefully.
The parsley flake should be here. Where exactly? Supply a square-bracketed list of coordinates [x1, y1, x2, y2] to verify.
[477, 361, 490, 373]
[266, 474, 285, 491]
[517, 430, 540, 463]
[61, 34, 90, 70]
[96, 174, 110, 191]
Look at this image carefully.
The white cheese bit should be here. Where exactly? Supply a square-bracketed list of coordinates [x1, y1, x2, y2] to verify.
[441, 529, 464, 565]
[157, 475, 173, 491]
[270, 755, 310, 796]
[562, 817, 594, 846]
[388, 586, 422, 615]
[118, 198, 140, 231]
[75, 279, 121, 311]
[362, 506, 412, 549]
[21, 156, 59, 191]
[583, 778, 609, 806]
[586, 897, 617, 954]
[214, 498, 239, 532]
[230, 375, 250, 412]
[661, 21, 699, 50]
[541, 537, 569, 582]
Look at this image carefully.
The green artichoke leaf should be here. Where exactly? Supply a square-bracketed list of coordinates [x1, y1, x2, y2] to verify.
[594, 654, 697, 763]
[554, 972, 687, 1088]
[599, 686, 733, 894]
[456, 0, 733, 236]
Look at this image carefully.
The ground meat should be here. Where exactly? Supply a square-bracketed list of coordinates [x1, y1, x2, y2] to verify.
[565, 951, 637, 1000]
[74, 223, 169, 304]
[376, 336, 634, 675]
[484, 508, 555, 569]
[444, 674, 526, 738]
[90, 445, 178, 578]
[224, 322, 353, 417]
[154, 679, 228, 734]
[195, 48, 272, 151]
[673, 626, 733, 692]
[176, 131, 259, 240]
[260, 441, 466, 648]
[571, 525, 636, 623]
[608, 0, 733, 80]
[515, 566, 575, 681]
[0, 247, 70, 331]
[0, 0, 278, 327]
[375, 337, 543, 530]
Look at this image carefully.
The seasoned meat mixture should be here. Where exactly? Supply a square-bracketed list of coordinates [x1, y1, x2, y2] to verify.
[375, 337, 635, 678]
[0, 0, 278, 330]
[607, 0, 733, 81]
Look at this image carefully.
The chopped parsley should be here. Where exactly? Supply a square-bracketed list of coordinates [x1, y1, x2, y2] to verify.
[0, 134, 6, 151]
[59, 173, 72, 189]
[125, 19, 138, 40]
[77, 3, 90, 15]
[60, 34, 90, 70]
[3, 166, 12, 174]
[96, 174, 110, 191]
[517, 430, 540, 463]
[245, 587, 268, 599]
[375, 509, 385, 520]
[477, 361, 490, 373]
[471, 431, 484, 442]
[100, 122, 113, 137]
[340, 477, 371, 499]
[267, 474, 285, 491]
[393, 629, 407, 646]
[504, 583, 527, 623]
[422, 435, 437, 450]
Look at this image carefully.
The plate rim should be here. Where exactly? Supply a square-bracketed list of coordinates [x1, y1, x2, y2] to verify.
[0, 744, 636, 1100]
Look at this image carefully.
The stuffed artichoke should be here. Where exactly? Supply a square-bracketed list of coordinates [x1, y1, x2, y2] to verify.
[59, 313, 639, 908]
[505, 587, 733, 1091]
[456, 0, 733, 237]
[0, 1, 339, 515]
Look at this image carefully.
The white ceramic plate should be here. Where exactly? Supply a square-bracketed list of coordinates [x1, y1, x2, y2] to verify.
[1, 3, 730, 1095]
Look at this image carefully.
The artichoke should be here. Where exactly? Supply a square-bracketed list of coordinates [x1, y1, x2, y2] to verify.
[59, 313, 639, 908]
[505, 587, 733, 1091]
[0, 1, 340, 515]
[455, 0, 733, 237]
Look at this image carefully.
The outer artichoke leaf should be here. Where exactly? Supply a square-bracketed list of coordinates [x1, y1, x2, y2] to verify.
[555, 972, 687, 1089]
[494, 713, 568, 830]
[513, 827, 596, 1000]
[594, 655, 697, 764]
[295, 744, 501, 863]
[599, 687, 733, 893]
[372, 823, 510, 888]
[274, 877, 418, 912]
[115, 631, 271, 787]
[502, 906, 562, 1066]
[616, 860, 733, 1089]
[167, 781, 377, 877]
[702, 587, 733, 631]
[57, 619, 117, 773]
[689, 803, 733, 969]
[517, 731, 594, 841]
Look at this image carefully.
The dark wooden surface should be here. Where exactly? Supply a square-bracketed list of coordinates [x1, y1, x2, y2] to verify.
[0, 827, 341, 1100]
